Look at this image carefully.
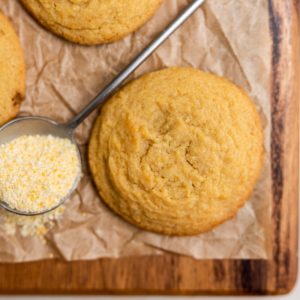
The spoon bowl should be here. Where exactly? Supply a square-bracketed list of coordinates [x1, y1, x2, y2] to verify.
[0, 116, 82, 216]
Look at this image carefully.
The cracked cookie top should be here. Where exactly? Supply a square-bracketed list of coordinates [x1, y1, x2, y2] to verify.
[89, 67, 264, 235]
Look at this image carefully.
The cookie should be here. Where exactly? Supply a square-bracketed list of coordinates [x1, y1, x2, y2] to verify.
[19, 0, 163, 45]
[89, 67, 264, 236]
[0, 11, 25, 126]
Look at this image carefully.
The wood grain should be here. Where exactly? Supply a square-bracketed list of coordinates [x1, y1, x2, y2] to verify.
[0, 0, 298, 295]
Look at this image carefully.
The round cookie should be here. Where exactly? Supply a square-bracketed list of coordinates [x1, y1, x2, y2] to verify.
[19, 0, 163, 45]
[0, 11, 25, 126]
[89, 67, 264, 236]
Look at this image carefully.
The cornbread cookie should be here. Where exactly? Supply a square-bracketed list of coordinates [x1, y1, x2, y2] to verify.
[89, 67, 264, 236]
[19, 0, 163, 45]
[0, 11, 25, 126]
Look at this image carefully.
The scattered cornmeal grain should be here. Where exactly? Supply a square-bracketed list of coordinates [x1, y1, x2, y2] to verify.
[0, 135, 81, 213]
[0, 205, 65, 238]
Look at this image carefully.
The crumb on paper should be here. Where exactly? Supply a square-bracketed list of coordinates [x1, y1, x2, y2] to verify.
[0, 205, 65, 239]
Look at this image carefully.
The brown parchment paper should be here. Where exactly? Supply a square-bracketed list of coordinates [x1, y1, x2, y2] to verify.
[0, 0, 272, 262]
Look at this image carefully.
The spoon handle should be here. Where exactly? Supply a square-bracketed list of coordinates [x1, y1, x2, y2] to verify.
[67, 0, 205, 129]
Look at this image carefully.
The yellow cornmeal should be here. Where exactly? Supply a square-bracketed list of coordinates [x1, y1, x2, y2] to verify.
[0, 135, 80, 213]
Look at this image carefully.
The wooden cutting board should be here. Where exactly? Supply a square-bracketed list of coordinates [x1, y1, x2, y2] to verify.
[0, 0, 298, 295]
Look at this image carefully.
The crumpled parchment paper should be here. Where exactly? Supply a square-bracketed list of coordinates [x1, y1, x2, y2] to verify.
[0, 0, 271, 262]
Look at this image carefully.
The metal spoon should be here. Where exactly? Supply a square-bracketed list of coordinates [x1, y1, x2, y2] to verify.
[0, 0, 205, 215]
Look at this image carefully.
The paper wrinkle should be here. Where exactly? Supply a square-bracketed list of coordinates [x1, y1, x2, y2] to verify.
[0, 0, 272, 262]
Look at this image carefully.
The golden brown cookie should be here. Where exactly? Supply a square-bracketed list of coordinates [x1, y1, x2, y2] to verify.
[0, 11, 25, 126]
[19, 0, 163, 45]
[89, 67, 264, 236]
